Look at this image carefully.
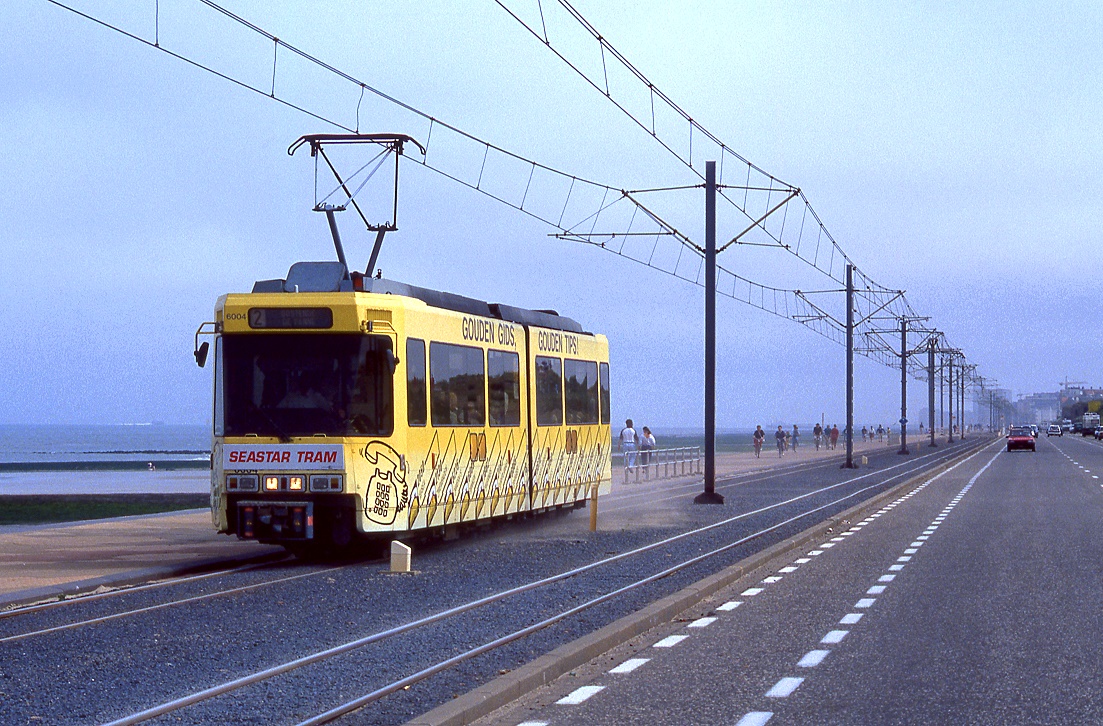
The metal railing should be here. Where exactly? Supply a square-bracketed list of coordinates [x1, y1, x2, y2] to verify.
[613, 446, 703, 483]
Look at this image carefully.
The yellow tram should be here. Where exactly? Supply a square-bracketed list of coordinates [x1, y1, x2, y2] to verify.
[197, 261, 611, 554]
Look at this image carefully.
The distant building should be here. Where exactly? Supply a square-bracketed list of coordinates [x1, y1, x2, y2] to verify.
[1017, 391, 1060, 423]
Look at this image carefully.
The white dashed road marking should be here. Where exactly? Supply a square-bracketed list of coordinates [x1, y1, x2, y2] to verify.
[840, 613, 863, 624]
[742, 588, 765, 597]
[688, 617, 717, 628]
[608, 658, 650, 674]
[798, 649, 830, 667]
[557, 686, 604, 705]
[653, 635, 689, 648]
[734, 712, 774, 726]
[765, 677, 804, 698]
[718, 601, 743, 611]
[821, 630, 849, 644]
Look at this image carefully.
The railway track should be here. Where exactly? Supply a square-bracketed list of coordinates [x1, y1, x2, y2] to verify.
[0, 438, 988, 725]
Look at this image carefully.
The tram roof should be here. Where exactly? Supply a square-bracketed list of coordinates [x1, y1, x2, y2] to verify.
[251, 261, 587, 334]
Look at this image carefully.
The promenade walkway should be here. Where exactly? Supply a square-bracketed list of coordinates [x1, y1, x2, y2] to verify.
[0, 437, 896, 608]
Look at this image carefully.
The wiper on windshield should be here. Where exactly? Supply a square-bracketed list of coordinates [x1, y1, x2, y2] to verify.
[251, 404, 293, 443]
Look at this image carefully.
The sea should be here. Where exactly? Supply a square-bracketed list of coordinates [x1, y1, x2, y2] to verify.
[0, 424, 211, 495]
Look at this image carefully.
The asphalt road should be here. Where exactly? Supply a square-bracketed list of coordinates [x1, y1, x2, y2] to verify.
[486, 434, 1103, 725]
[0, 439, 979, 725]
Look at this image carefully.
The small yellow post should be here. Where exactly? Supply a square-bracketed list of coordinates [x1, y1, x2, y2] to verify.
[589, 485, 599, 532]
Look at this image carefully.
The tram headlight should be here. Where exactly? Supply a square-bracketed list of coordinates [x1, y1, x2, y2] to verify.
[225, 475, 258, 492]
[264, 476, 279, 491]
[289, 475, 304, 491]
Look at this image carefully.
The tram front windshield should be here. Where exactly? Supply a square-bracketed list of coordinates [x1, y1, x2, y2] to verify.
[222, 334, 394, 438]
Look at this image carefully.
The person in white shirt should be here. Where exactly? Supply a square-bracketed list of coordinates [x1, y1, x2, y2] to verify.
[620, 419, 639, 469]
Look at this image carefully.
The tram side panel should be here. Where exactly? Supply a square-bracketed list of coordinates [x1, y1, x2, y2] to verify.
[528, 326, 611, 510]
[360, 305, 532, 535]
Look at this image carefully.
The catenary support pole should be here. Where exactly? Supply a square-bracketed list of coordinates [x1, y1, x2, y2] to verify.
[928, 337, 937, 447]
[898, 317, 910, 455]
[948, 356, 955, 443]
[939, 359, 945, 433]
[960, 367, 966, 439]
[844, 264, 857, 468]
[695, 161, 723, 504]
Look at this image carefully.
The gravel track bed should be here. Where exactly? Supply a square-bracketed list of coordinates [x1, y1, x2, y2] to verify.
[0, 440, 984, 725]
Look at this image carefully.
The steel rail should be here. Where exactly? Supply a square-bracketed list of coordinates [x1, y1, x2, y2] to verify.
[605, 441, 969, 512]
[0, 565, 345, 645]
[102, 440, 985, 726]
[298, 439, 998, 724]
[0, 558, 285, 619]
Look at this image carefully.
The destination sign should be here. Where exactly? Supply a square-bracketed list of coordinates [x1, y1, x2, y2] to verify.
[223, 444, 344, 471]
[248, 307, 333, 329]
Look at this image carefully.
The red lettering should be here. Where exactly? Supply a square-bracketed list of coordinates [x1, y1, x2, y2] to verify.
[324, 452, 336, 463]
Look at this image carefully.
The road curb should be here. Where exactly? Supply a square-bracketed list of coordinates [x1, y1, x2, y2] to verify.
[0, 549, 287, 611]
[406, 438, 994, 726]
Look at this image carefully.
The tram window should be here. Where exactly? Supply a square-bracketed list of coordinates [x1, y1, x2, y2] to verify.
[488, 350, 521, 427]
[222, 333, 394, 438]
[406, 338, 427, 426]
[564, 359, 599, 425]
[430, 342, 485, 427]
[213, 336, 225, 436]
[600, 362, 610, 425]
[535, 356, 563, 426]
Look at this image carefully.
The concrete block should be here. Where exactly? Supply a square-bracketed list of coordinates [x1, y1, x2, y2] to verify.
[390, 540, 412, 573]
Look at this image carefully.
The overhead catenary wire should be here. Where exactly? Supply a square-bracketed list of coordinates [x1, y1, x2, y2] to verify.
[43, 0, 977, 378]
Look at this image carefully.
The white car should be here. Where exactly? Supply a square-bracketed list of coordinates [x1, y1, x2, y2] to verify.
[1047, 424, 1063, 437]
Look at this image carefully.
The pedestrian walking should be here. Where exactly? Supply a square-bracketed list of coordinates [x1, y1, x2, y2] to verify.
[792, 425, 800, 451]
[775, 425, 786, 457]
[753, 425, 765, 458]
[861, 426, 868, 442]
[877, 424, 884, 442]
[830, 424, 840, 449]
[640, 426, 656, 466]
[620, 419, 638, 470]
[813, 423, 823, 451]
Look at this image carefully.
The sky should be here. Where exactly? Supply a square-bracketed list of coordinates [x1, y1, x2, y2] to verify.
[2, 0, 1100, 429]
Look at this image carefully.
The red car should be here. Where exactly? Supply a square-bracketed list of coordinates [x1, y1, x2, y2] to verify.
[1007, 426, 1036, 452]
